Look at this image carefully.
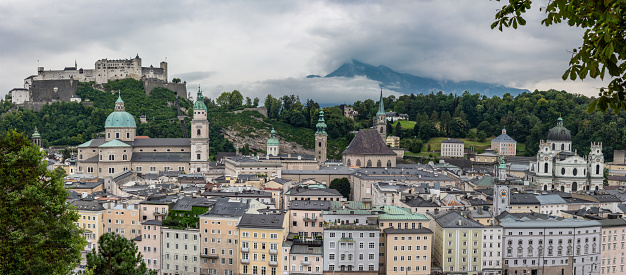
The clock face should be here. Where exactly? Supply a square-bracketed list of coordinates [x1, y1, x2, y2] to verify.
[544, 157, 549, 161]
[596, 158, 600, 162]
[500, 190, 507, 197]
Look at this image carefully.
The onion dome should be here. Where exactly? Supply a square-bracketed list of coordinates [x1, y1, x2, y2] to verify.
[193, 85, 207, 111]
[315, 110, 327, 135]
[105, 95, 136, 128]
[267, 128, 279, 146]
[547, 117, 571, 142]
[32, 127, 41, 138]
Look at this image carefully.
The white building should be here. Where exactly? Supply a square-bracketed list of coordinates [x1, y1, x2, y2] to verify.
[162, 228, 201, 275]
[440, 138, 464, 157]
[530, 117, 605, 192]
[482, 226, 503, 275]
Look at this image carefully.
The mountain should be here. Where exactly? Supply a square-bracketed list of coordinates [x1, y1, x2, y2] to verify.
[325, 60, 529, 97]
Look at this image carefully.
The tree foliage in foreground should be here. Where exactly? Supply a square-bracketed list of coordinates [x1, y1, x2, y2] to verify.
[86, 233, 157, 275]
[492, 0, 626, 113]
[0, 130, 86, 274]
[329, 178, 351, 198]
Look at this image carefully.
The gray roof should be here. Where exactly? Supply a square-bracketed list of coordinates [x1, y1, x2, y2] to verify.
[71, 199, 105, 211]
[441, 138, 464, 144]
[289, 200, 332, 211]
[290, 244, 323, 255]
[171, 196, 213, 211]
[591, 193, 622, 203]
[434, 211, 483, 228]
[403, 196, 439, 207]
[492, 132, 516, 143]
[204, 198, 248, 217]
[383, 228, 433, 234]
[131, 152, 190, 162]
[238, 213, 285, 229]
[535, 194, 567, 205]
[289, 186, 342, 197]
[65, 180, 103, 190]
[598, 218, 626, 228]
[201, 190, 272, 198]
[510, 193, 540, 205]
[282, 166, 356, 175]
[497, 211, 601, 228]
[342, 129, 396, 156]
[142, 220, 163, 226]
[351, 166, 453, 182]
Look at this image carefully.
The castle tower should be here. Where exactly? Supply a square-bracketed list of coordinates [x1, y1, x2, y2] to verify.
[266, 128, 280, 156]
[315, 110, 328, 163]
[375, 88, 387, 141]
[190, 86, 210, 174]
[104, 95, 136, 142]
[160, 61, 168, 83]
[588, 142, 604, 191]
[32, 127, 42, 148]
[493, 185, 510, 217]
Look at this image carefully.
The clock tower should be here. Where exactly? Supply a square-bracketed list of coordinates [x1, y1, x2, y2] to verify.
[493, 185, 510, 217]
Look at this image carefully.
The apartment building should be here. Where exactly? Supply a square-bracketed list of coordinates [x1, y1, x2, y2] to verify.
[72, 199, 105, 252]
[481, 226, 503, 275]
[162, 228, 201, 275]
[599, 217, 626, 274]
[139, 220, 163, 273]
[288, 244, 323, 275]
[103, 203, 141, 239]
[289, 200, 331, 238]
[140, 195, 175, 222]
[238, 212, 289, 275]
[199, 199, 248, 275]
[382, 228, 433, 275]
[432, 211, 484, 275]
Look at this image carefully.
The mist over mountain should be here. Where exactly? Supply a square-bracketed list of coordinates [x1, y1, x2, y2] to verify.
[325, 60, 529, 97]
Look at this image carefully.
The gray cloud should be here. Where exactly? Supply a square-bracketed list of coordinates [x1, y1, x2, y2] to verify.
[0, 0, 606, 100]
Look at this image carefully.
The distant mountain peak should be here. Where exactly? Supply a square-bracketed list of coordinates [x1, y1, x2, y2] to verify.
[325, 60, 528, 97]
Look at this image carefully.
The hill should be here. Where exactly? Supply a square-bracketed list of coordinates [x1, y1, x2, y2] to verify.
[325, 60, 529, 97]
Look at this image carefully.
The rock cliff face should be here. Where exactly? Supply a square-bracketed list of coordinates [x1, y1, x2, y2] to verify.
[221, 126, 313, 156]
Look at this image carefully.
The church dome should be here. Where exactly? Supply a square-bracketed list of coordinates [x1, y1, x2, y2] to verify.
[105, 95, 136, 128]
[547, 117, 571, 141]
[267, 128, 279, 146]
[105, 111, 136, 128]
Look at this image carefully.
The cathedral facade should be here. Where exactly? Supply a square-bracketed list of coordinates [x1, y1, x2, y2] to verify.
[529, 118, 605, 192]
[76, 88, 210, 178]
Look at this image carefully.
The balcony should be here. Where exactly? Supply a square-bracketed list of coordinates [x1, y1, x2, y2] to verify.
[241, 259, 250, 264]
[200, 253, 219, 259]
[269, 249, 278, 255]
[241, 247, 249, 253]
[302, 261, 310, 266]
[303, 217, 317, 222]
[153, 211, 167, 216]
[200, 268, 210, 275]
[269, 261, 278, 266]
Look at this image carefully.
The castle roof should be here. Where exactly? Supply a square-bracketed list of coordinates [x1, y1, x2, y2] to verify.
[342, 129, 396, 156]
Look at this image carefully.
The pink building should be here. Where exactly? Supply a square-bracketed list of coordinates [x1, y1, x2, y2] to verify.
[289, 200, 331, 238]
[138, 220, 163, 273]
[491, 128, 517, 156]
[599, 218, 626, 274]
[140, 196, 173, 222]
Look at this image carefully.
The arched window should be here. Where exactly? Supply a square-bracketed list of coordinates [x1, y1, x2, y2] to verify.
[572, 182, 578, 192]
[573, 168, 577, 176]
[552, 143, 555, 150]
[197, 129, 201, 136]
[367, 160, 372, 167]
[544, 185, 548, 191]
[347, 159, 351, 167]
[377, 160, 382, 167]
[596, 165, 600, 174]
[379, 127, 383, 134]
[561, 168, 566, 175]
[561, 144, 565, 150]
[544, 163, 549, 173]
[387, 160, 392, 167]
[356, 160, 361, 167]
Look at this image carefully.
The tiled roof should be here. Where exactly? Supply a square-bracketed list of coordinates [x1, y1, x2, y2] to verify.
[131, 152, 190, 162]
[598, 218, 626, 227]
[99, 139, 131, 148]
[238, 213, 285, 229]
[171, 196, 212, 211]
[342, 129, 396, 156]
[435, 211, 483, 228]
[492, 133, 516, 143]
[204, 198, 248, 217]
[535, 194, 567, 205]
[510, 193, 540, 205]
[383, 228, 433, 234]
[441, 138, 464, 144]
[289, 200, 331, 211]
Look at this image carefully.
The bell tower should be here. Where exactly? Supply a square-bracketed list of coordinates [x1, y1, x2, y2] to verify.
[190, 86, 210, 174]
[315, 110, 328, 163]
[493, 185, 510, 217]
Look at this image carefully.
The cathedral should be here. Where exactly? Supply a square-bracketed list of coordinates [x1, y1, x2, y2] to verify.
[76, 88, 211, 177]
[529, 117, 604, 192]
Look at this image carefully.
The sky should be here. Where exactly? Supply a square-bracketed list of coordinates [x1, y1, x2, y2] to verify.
[0, 0, 609, 105]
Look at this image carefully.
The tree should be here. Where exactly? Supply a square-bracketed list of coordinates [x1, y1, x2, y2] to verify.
[86, 233, 157, 275]
[0, 130, 86, 274]
[477, 130, 488, 142]
[394, 122, 402, 137]
[172, 78, 181, 83]
[329, 178, 351, 199]
[492, 0, 626, 113]
[253, 97, 259, 108]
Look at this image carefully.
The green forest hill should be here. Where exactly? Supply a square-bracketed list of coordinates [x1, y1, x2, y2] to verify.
[1, 78, 626, 161]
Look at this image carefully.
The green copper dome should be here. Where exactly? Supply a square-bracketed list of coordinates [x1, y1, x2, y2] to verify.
[376, 88, 385, 116]
[547, 117, 571, 142]
[315, 110, 327, 135]
[105, 96, 136, 128]
[267, 128, 279, 146]
[32, 127, 41, 138]
[194, 86, 207, 111]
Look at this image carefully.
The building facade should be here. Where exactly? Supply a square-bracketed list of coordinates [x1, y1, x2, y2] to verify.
[441, 138, 465, 157]
[162, 228, 201, 275]
[491, 128, 517, 156]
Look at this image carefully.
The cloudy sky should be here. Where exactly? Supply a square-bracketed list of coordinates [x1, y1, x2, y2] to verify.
[0, 0, 608, 105]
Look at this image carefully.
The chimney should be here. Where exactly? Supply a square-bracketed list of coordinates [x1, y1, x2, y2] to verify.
[458, 219, 463, 226]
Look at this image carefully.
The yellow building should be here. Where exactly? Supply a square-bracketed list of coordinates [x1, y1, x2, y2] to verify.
[432, 211, 484, 275]
[383, 228, 433, 275]
[238, 212, 289, 275]
[386, 136, 400, 148]
[103, 203, 141, 240]
[72, 200, 105, 252]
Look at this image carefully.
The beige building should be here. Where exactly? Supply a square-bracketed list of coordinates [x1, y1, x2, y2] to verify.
[386, 136, 400, 148]
[289, 200, 331, 238]
[342, 129, 397, 168]
[238, 212, 289, 275]
[77, 88, 211, 178]
[599, 218, 626, 274]
[72, 200, 105, 252]
[383, 228, 433, 275]
[103, 203, 141, 240]
[199, 199, 248, 275]
[440, 138, 464, 157]
[224, 156, 282, 178]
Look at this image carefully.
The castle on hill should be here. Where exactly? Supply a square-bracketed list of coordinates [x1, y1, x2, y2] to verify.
[9, 54, 187, 111]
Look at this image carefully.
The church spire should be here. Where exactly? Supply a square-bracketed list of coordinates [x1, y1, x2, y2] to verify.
[376, 88, 385, 115]
[316, 110, 327, 135]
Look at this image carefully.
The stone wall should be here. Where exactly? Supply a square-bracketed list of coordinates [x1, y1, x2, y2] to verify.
[30, 79, 78, 102]
[143, 79, 187, 99]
